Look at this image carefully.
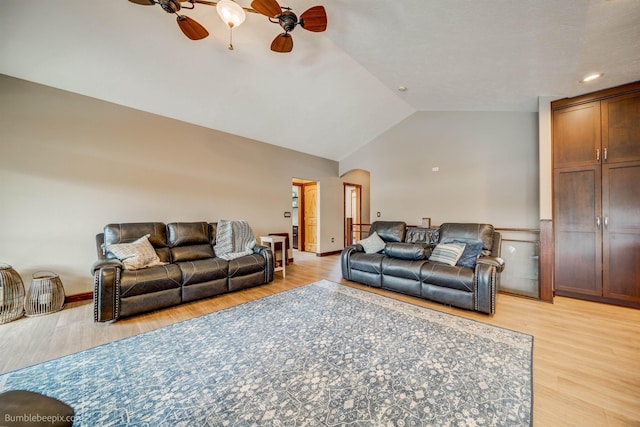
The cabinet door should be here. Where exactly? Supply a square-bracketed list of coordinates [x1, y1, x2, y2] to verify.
[553, 102, 601, 168]
[554, 166, 603, 296]
[602, 91, 640, 163]
[602, 161, 640, 304]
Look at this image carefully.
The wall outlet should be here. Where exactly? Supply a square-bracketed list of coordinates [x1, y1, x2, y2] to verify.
[331, 237, 335, 243]
[377, 212, 381, 217]
[432, 166, 439, 172]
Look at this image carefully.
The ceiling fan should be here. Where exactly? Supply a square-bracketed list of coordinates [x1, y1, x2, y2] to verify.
[250, 0, 327, 53]
[129, 0, 210, 40]
[128, 0, 327, 53]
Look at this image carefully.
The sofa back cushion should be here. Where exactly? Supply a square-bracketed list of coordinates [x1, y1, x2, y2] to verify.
[384, 242, 433, 260]
[438, 223, 495, 256]
[404, 227, 440, 244]
[167, 222, 215, 262]
[369, 221, 406, 243]
[103, 222, 170, 263]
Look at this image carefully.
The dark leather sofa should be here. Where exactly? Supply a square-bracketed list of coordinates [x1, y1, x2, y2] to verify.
[341, 221, 504, 314]
[92, 221, 274, 322]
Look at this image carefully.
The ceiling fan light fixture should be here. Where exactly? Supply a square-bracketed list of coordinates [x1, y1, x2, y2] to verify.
[217, 0, 247, 28]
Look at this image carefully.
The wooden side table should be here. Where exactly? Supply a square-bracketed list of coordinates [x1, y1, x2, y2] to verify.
[260, 236, 286, 277]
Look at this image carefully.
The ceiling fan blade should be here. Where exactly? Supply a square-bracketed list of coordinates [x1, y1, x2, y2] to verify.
[129, 0, 155, 5]
[176, 16, 209, 40]
[300, 6, 327, 32]
[251, 0, 282, 18]
[271, 33, 293, 53]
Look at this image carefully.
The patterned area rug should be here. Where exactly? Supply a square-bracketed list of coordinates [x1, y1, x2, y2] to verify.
[0, 280, 533, 426]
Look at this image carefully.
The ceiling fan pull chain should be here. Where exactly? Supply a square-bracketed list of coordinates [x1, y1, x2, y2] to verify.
[228, 27, 235, 50]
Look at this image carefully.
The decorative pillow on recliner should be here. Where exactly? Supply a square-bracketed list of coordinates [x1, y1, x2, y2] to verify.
[358, 231, 386, 254]
[441, 238, 485, 268]
[105, 234, 166, 270]
[428, 242, 466, 266]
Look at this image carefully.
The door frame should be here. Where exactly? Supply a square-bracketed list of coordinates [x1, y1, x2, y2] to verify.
[343, 183, 362, 246]
[292, 178, 319, 253]
[293, 182, 305, 251]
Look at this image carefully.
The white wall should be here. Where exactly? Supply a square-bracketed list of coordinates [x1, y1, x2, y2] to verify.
[339, 111, 540, 228]
[0, 75, 353, 295]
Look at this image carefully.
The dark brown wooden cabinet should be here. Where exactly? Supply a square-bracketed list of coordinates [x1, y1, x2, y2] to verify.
[552, 82, 640, 308]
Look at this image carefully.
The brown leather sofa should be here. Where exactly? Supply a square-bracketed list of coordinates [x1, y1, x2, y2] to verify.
[341, 221, 504, 314]
[92, 221, 274, 322]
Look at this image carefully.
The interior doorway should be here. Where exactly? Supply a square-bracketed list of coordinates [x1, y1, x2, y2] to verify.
[292, 178, 319, 254]
[344, 183, 362, 246]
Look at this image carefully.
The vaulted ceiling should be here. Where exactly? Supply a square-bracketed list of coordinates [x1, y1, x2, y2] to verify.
[1, 0, 639, 161]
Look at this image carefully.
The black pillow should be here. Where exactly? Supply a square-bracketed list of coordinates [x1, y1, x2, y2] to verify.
[442, 238, 484, 268]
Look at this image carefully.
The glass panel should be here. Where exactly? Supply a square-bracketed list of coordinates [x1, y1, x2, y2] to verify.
[500, 239, 539, 298]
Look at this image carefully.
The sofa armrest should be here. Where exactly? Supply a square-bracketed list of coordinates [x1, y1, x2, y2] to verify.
[474, 258, 504, 315]
[91, 259, 123, 275]
[253, 245, 275, 283]
[93, 262, 122, 323]
[341, 244, 363, 280]
[476, 256, 505, 272]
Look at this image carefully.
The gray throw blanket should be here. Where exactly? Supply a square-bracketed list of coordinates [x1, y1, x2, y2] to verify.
[214, 220, 257, 261]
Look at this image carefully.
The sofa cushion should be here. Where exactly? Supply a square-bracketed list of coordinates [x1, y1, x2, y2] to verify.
[167, 222, 210, 247]
[349, 252, 385, 274]
[105, 234, 166, 270]
[171, 244, 215, 262]
[421, 262, 475, 292]
[167, 222, 215, 262]
[442, 238, 484, 268]
[369, 221, 406, 243]
[228, 253, 265, 277]
[120, 264, 182, 298]
[438, 223, 495, 256]
[381, 257, 426, 281]
[385, 242, 432, 260]
[358, 231, 386, 254]
[428, 242, 466, 266]
[178, 258, 228, 286]
[405, 227, 440, 244]
[103, 222, 170, 263]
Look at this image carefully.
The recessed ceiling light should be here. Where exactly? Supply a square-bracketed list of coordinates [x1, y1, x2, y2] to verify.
[579, 73, 604, 83]
[398, 86, 408, 92]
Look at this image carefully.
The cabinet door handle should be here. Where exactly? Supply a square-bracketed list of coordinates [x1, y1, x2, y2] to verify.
[604, 147, 608, 161]
[596, 216, 601, 229]
[596, 148, 600, 161]
[604, 216, 609, 228]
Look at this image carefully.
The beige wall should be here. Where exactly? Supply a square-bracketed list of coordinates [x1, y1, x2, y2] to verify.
[340, 169, 371, 225]
[0, 75, 543, 297]
[0, 75, 353, 295]
[339, 111, 540, 228]
[538, 96, 556, 220]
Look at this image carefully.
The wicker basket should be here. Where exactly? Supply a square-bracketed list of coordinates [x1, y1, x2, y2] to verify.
[25, 271, 65, 317]
[0, 264, 26, 324]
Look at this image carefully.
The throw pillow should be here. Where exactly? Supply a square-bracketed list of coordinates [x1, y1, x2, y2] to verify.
[105, 234, 165, 270]
[358, 231, 386, 254]
[442, 238, 485, 268]
[428, 242, 466, 266]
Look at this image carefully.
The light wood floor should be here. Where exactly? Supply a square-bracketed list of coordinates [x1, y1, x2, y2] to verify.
[1, 252, 639, 426]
